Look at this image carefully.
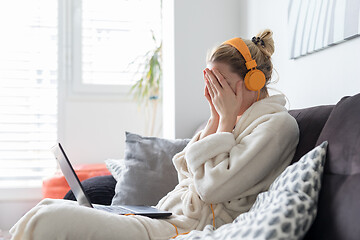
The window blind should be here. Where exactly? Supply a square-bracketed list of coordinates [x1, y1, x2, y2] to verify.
[0, 0, 58, 188]
[81, 0, 162, 85]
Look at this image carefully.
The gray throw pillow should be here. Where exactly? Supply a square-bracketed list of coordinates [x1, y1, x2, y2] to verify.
[176, 141, 328, 240]
[106, 132, 190, 206]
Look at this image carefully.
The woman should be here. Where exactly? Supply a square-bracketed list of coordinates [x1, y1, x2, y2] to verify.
[10, 29, 299, 240]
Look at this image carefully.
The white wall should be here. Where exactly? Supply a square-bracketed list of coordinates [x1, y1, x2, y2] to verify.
[0, 188, 42, 231]
[163, 0, 248, 139]
[63, 0, 360, 165]
[244, 0, 360, 109]
[166, 0, 360, 139]
[0, 201, 39, 231]
[59, 95, 154, 165]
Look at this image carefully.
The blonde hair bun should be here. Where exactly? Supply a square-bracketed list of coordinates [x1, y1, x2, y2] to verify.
[255, 29, 274, 58]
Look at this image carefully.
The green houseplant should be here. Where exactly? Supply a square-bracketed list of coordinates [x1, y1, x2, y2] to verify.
[129, 32, 162, 136]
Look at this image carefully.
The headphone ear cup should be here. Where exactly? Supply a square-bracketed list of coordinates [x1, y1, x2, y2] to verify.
[244, 69, 266, 91]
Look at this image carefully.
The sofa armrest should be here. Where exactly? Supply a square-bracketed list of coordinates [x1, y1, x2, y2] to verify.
[63, 175, 117, 205]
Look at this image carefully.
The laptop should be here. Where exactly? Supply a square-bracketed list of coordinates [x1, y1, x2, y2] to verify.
[51, 143, 172, 218]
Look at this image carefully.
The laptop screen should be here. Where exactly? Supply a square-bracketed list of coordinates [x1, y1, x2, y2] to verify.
[51, 143, 93, 208]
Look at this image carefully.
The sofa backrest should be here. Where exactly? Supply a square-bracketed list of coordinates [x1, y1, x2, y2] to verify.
[289, 105, 334, 165]
[304, 93, 360, 240]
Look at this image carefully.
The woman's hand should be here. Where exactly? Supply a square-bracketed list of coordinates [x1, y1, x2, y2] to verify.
[199, 71, 220, 140]
[204, 71, 219, 121]
[205, 67, 244, 132]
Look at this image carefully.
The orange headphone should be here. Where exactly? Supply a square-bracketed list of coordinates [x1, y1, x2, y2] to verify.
[222, 38, 266, 94]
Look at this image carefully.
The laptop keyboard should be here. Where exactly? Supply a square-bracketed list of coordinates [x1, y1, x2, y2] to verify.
[94, 205, 133, 215]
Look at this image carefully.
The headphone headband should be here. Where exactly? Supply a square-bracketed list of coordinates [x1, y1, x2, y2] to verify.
[222, 38, 257, 69]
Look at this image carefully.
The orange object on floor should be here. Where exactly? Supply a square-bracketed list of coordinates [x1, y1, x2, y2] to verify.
[42, 163, 111, 199]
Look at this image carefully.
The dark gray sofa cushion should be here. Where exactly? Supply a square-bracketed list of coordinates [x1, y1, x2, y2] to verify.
[305, 93, 360, 240]
[288, 105, 334, 165]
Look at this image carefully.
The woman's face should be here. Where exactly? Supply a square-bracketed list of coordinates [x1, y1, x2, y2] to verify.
[206, 61, 258, 117]
[206, 61, 242, 94]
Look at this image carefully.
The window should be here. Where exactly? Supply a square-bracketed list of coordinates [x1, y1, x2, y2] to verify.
[0, 0, 58, 188]
[72, 0, 162, 93]
[0, 0, 161, 189]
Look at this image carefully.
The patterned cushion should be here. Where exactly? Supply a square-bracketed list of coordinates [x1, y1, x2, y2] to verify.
[175, 142, 328, 240]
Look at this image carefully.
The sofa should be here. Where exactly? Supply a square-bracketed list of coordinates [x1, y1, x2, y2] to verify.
[64, 93, 360, 240]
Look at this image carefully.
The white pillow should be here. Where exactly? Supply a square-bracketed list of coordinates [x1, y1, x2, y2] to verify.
[175, 141, 328, 240]
[105, 159, 125, 182]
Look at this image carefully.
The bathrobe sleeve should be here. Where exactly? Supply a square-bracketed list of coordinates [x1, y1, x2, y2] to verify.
[185, 112, 299, 204]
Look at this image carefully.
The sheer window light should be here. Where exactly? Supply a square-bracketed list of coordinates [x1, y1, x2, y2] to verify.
[0, 0, 58, 188]
[0, 0, 162, 189]
[76, 0, 162, 88]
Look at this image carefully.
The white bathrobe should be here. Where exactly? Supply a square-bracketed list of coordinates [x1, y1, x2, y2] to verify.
[10, 94, 299, 240]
